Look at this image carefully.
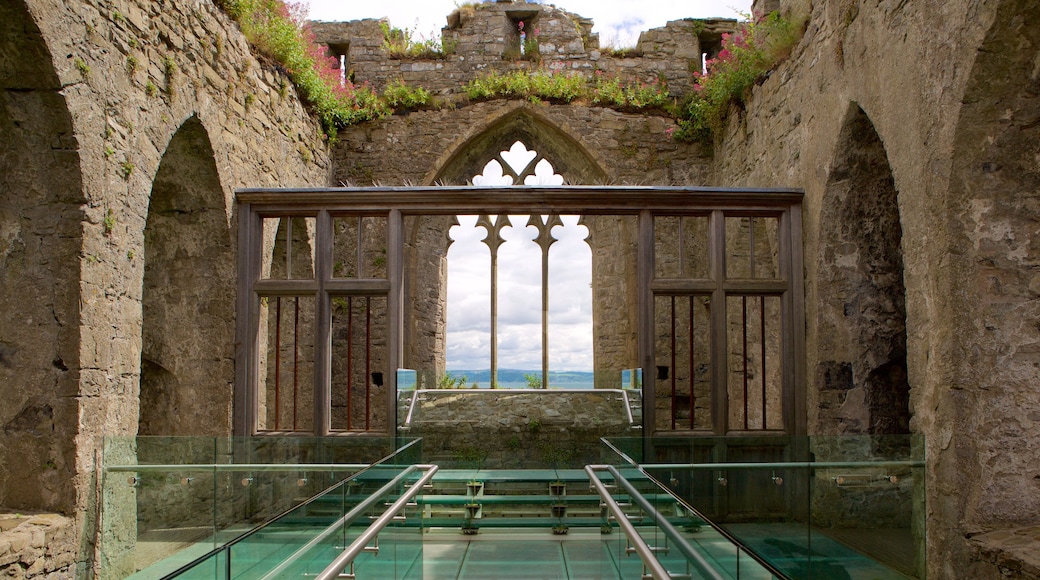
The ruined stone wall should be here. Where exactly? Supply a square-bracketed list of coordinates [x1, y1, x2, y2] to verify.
[711, 0, 1040, 576]
[0, 0, 330, 575]
[311, 4, 737, 98]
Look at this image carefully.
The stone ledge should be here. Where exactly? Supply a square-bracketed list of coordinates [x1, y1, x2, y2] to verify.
[0, 513, 75, 579]
[969, 526, 1040, 579]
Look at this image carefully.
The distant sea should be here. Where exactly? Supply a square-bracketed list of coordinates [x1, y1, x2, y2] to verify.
[445, 369, 596, 389]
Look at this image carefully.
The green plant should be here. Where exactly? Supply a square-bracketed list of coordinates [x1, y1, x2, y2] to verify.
[74, 57, 90, 77]
[244, 93, 257, 107]
[438, 373, 468, 389]
[102, 208, 116, 236]
[382, 79, 431, 111]
[112, 10, 125, 23]
[214, 0, 389, 138]
[128, 36, 138, 49]
[126, 55, 138, 74]
[145, 80, 158, 97]
[162, 55, 177, 76]
[464, 68, 670, 113]
[127, 249, 135, 260]
[120, 161, 134, 179]
[380, 21, 449, 59]
[674, 10, 805, 145]
[524, 373, 542, 389]
[103, 145, 115, 158]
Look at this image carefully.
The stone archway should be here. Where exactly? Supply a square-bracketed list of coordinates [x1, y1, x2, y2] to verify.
[431, 105, 608, 185]
[0, 0, 84, 514]
[404, 107, 609, 382]
[816, 103, 910, 437]
[942, 0, 1040, 561]
[140, 117, 234, 436]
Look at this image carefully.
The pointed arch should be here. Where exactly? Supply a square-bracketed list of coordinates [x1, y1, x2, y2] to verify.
[944, 0, 1040, 528]
[140, 116, 235, 436]
[815, 103, 910, 437]
[429, 103, 609, 185]
[0, 0, 84, 514]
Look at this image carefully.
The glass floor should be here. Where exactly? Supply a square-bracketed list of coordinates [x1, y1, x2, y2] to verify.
[130, 523, 913, 579]
[351, 528, 776, 580]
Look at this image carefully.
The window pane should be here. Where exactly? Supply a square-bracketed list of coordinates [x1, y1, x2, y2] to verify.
[332, 215, 388, 279]
[654, 294, 713, 431]
[257, 295, 315, 432]
[261, 216, 317, 280]
[725, 216, 780, 279]
[331, 296, 388, 431]
[726, 295, 783, 430]
[654, 215, 710, 279]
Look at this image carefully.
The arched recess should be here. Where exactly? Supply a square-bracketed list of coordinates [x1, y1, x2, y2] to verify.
[0, 0, 84, 514]
[945, 0, 1040, 529]
[431, 106, 609, 185]
[140, 117, 235, 436]
[815, 103, 910, 436]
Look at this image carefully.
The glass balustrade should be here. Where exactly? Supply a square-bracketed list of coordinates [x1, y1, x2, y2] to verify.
[603, 435, 925, 579]
[98, 436, 420, 578]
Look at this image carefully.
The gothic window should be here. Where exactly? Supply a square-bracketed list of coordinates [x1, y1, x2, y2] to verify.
[446, 141, 589, 388]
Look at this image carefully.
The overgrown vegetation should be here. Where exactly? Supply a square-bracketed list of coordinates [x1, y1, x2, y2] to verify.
[214, 0, 393, 137]
[211, 0, 799, 145]
[381, 21, 455, 59]
[673, 11, 804, 144]
[465, 68, 671, 112]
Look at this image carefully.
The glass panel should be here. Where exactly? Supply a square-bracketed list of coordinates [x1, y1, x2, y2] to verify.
[726, 295, 783, 431]
[261, 216, 317, 280]
[604, 435, 924, 579]
[97, 437, 416, 579]
[258, 295, 316, 432]
[332, 215, 388, 279]
[331, 296, 389, 432]
[654, 295, 712, 431]
[654, 215, 710, 279]
[725, 215, 780, 279]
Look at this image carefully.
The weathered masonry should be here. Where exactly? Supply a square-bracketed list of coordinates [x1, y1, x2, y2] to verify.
[0, 0, 1038, 577]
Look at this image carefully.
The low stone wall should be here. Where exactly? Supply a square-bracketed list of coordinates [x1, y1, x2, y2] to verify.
[0, 514, 75, 579]
[967, 527, 1040, 579]
[400, 389, 640, 468]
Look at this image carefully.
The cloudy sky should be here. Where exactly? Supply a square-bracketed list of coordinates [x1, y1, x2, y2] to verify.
[305, 1, 752, 47]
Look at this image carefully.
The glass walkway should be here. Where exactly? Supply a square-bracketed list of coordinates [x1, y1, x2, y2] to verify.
[100, 436, 922, 579]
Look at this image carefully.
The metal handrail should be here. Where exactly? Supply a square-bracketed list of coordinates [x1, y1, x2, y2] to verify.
[640, 460, 924, 470]
[315, 464, 439, 580]
[259, 464, 430, 580]
[585, 465, 672, 580]
[588, 465, 727, 580]
[106, 463, 369, 472]
[403, 388, 639, 427]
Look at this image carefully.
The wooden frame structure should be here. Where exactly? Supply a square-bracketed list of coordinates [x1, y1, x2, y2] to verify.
[233, 186, 805, 438]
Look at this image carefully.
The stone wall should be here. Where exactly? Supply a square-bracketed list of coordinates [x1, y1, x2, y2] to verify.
[0, 513, 75, 579]
[401, 389, 639, 468]
[0, 0, 330, 576]
[311, 4, 739, 98]
[710, 0, 1040, 576]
